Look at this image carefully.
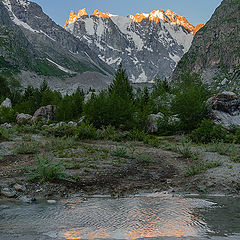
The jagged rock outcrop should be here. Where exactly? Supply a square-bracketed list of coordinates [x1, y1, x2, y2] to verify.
[207, 92, 240, 129]
[32, 105, 55, 122]
[172, 0, 240, 83]
[65, 9, 203, 83]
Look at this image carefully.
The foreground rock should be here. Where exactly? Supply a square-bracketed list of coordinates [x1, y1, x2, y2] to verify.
[1, 188, 16, 198]
[0, 98, 12, 108]
[16, 113, 32, 125]
[32, 105, 55, 122]
[207, 91, 240, 129]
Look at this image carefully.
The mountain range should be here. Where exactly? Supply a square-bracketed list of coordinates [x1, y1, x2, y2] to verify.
[65, 8, 203, 82]
[1, 0, 238, 92]
[0, 0, 114, 94]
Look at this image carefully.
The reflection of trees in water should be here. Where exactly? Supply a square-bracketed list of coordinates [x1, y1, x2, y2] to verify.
[199, 197, 240, 237]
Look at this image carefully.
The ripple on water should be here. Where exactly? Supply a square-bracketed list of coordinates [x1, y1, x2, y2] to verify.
[1, 195, 240, 240]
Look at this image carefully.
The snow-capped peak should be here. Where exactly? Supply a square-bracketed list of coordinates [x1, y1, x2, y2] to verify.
[129, 9, 203, 34]
[64, 9, 118, 28]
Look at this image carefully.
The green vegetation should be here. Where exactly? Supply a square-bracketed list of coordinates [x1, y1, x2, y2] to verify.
[15, 141, 40, 154]
[26, 155, 74, 183]
[191, 120, 227, 143]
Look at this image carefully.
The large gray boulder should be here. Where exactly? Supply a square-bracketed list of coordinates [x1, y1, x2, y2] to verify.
[0, 98, 12, 108]
[146, 113, 164, 133]
[32, 105, 55, 122]
[207, 91, 240, 129]
[16, 113, 32, 124]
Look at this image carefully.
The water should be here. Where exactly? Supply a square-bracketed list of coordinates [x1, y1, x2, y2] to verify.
[0, 193, 240, 240]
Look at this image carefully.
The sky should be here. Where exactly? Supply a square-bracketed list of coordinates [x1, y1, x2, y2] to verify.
[31, 0, 222, 27]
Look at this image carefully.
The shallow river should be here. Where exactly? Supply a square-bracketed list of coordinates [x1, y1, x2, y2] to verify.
[0, 193, 240, 240]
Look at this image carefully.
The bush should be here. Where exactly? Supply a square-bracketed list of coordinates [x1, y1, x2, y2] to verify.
[172, 73, 211, 131]
[26, 155, 73, 183]
[0, 107, 16, 124]
[157, 115, 181, 135]
[129, 129, 147, 141]
[15, 141, 40, 154]
[75, 122, 97, 140]
[47, 124, 77, 138]
[0, 128, 8, 140]
[190, 119, 227, 143]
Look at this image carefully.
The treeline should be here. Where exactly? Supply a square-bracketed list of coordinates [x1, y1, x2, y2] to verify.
[0, 65, 212, 134]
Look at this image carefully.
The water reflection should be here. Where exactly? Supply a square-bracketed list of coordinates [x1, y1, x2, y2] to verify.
[62, 195, 209, 239]
[1, 195, 240, 240]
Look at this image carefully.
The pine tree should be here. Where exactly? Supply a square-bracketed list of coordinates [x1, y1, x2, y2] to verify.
[108, 63, 133, 100]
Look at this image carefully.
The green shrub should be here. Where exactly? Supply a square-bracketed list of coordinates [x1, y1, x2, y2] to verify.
[0, 128, 8, 140]
[129, 129, 147, 141]
[47, 124, 77, 138]
[191, 120, 227, 143]
[15, 141, 40, 154]
[0, 107, 16, 124]
[26, 155, 73, 183]
[136, 152, 154, 164]
[157, 115, 181, 135]
[111, 145, 129, 158]
[143, 135, 160, 147]
[177, 138, 198, 159]
[75, 122, 97, 140]
[45, 137, 77, 151]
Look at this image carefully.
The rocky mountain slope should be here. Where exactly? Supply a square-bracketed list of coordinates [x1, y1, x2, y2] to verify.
[65, 9, 203, 83]
[0, 0, 114, 92]
[172, 0, 240, 87]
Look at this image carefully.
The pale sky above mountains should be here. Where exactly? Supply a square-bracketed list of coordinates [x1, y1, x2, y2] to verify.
[31, 0, 222, 27]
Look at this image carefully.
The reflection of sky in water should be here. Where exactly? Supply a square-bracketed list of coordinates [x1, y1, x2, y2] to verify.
[2, 195, 240, 240]
[61, 195, 211, 239]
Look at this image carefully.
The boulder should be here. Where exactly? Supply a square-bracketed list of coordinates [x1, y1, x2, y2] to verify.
[146, 113, 164, 133]
[13, 183, 26, 192]
[0, 123, 12, 128]
[32, 105, 55, 122]
[1, 187, 16, 198]
[0, 98, 12, 108]
[16, 113, 32, 125]
[55, 122, 66, 128]
[68, 121, 77, 127]
[207, 91, 240, 129]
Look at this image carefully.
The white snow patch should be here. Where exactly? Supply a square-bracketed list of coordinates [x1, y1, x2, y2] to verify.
[16, 0, 30, 8]
[145, 46, 153, 52]
[169, 52, 181, 63]
[164, 24, 193, 52]
[46, 58, 76, 74]
[111, 16, 144, 50]
[136, 70, 148, 83]
[2, 0, 39, 33]
[126, 47, 132, 52]
[106, 57, 121, 65]
[84, 18, 95, 35]
[95, 41, 105, 51]
[96, 18, 105, 37]
[151, 10, 165, 21]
